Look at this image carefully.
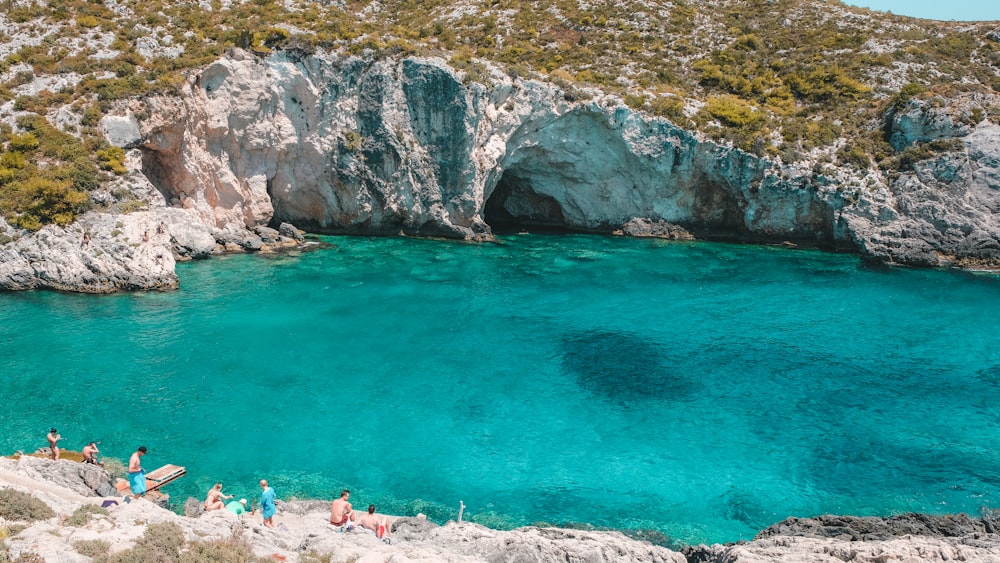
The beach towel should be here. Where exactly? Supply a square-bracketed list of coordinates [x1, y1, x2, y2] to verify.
[127, 470, 146, 495]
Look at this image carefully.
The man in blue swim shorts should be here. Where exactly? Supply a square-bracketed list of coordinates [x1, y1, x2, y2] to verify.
[128, 446, 147, 497]
[260, 479, 276, 527]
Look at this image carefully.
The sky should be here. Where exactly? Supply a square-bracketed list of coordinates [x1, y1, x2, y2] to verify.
[842, 0, 1000, 21]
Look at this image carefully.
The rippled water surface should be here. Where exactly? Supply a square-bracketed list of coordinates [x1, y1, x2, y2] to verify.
[2, 235, 999, 544]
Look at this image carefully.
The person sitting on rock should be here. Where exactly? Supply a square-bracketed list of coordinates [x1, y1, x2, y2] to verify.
[204, 483, 232, 511]
[82, 441, 102, 465]
[330, 489, 356, 530]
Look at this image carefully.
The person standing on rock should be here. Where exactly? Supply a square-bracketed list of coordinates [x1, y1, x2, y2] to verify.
[46, 428, 61, 460]
[260, 479, 276, 527]
[128, 446, 147, 498]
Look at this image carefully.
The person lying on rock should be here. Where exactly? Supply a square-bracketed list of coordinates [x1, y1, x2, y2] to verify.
[359, 504, 391, 542]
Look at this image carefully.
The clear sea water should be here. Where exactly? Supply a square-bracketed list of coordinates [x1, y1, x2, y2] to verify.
[2, 234, 999, 545]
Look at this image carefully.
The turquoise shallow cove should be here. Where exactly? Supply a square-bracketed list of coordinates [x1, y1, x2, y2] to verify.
[2, 235, 1000, 545]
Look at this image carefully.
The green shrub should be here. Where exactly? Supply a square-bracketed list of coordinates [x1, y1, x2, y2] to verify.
[178, 536, 267, 563]
[880, 138, 964, 172]
[96, 146, 127, 175]
[648, 95, 686, 123]
[66, 504, 108, 527]
[0, 489, 56, 522]
[2, 176, 90, 230]
[102, 522, 185, 563]
[890, 82, 926, 111]
[343, 130, 362, 152]
[785, 66, 870, 103]
[0, 152, 27, 170]
[623, 94, 645, 109]
[80, 104, 103, 127]
[76, 15, 100, 28]
[703, 94, 765, 128]
[73, 539, 111, 557]
[838, 142, 871, 169]
[6, 133, 39, 152]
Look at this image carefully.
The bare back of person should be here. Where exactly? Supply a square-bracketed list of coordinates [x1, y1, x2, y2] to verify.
[330, 491, 355, 526]
[82, 442, 99, 463]
[359, 512, 379, 532]
[330, 498, 353, 525]
[46, 430, 60, 460]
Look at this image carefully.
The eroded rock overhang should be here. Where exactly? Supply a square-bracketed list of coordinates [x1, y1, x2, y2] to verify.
[123, 49, 997, 266]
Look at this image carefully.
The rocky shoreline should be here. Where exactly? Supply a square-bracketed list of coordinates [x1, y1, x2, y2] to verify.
[3, 48, 1000, 293]
[2, 455, 999, 562]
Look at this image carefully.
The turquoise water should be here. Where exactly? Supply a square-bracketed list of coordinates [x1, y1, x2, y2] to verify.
[2, 234, 999, 545]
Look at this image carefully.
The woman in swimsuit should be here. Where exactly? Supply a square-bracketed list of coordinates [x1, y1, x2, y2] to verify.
[204, 483, 232, 511]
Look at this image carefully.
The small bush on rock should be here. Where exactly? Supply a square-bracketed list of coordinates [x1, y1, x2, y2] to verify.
[0, 489, 56, 522]
[179, 537, 267, 563]
[74, 539, 111, 558]
[100, 521, 185, 563]
[66, 504, 109, 526]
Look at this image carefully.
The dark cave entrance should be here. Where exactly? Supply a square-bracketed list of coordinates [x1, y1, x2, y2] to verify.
[484, 170, 569, 234]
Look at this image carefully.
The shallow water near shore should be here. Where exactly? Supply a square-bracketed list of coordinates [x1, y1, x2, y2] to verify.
[2, 234, 1000, 545]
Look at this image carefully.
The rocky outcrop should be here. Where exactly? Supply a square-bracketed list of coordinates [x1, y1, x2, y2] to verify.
[119, 49, 997, 271]
[756, 513, 993, 540]
[841, 95, 1000, 269]
[3, 49, 999, 292]
[0, 162, 309, 292]
[684, 514, 1000, 562]
[0, 455, 685, 563]
[130, 51, 841, 248]
[4, 456, 1000, 562]
[0, 210, 182, 293]
[685, 534, 1000, 563]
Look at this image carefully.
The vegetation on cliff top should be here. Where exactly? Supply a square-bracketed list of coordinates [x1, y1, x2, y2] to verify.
[1, 0, 998, 229]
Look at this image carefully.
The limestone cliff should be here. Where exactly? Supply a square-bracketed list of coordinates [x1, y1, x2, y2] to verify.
[125, 49, 1000, 267]
[2, 48, 999, 292]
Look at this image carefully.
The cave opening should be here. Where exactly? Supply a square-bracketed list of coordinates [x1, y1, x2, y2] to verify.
[484, 170, 569, 234]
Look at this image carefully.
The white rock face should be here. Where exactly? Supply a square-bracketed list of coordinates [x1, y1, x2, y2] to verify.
[130, 52, 834, 246]
[128, 50, 999, 269]
[692, 535, 1000, 562]
[3, 50, 999, 292]
[3, 456, 999, 563]
[0, 456, 685, 563]
[0, 210, 181, 293]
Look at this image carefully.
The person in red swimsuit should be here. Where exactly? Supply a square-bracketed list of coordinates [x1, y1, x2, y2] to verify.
[330, 489, 356, 529]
